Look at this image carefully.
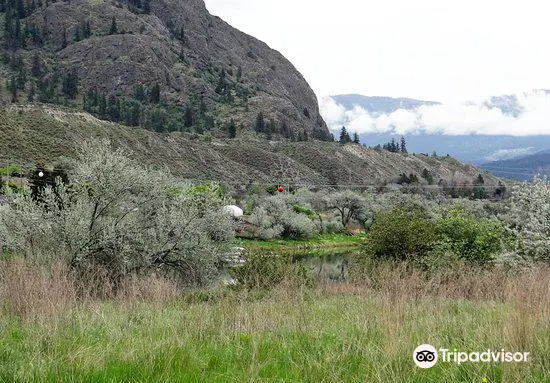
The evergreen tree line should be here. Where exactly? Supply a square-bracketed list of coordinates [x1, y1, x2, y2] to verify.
[3, 53, 272, 138]
[438, 174, 506, 200]
[83, 85, 218, 134]
[338, 126, 360, 144]
[373, 137, 408, 153]
[4, 52, 78, 102]
[126, 0, 150, 14]
[398, 169, 436, 185]
[2, 0, 95, 51]
[2, 0, 40, 50]
[395, 171, 506, 200]
[213, 67, 251, 106]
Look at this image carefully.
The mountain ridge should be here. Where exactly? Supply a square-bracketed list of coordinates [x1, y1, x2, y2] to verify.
[0, 105, 504, 193]
[0, 0, 331, 140]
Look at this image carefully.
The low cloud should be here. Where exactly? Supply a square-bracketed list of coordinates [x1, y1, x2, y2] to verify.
[320, 91, 550, 136]
[485, 147, 537, 162]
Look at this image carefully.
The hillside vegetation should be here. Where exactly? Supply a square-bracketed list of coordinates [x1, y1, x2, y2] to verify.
[0, 105, 502, 190]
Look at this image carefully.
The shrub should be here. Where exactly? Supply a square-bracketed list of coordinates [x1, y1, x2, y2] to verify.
[7, 181, 19, 193]
[504, 178, 550, 262]
[366, 206, 437, 261]
[0, 140, 235, 293]
[248, 196, 318, 240]
[247, 206, 283, 240]
[434, 208, 509, 264]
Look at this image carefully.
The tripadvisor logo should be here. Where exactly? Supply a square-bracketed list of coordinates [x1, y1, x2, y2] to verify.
[414, 344, 438, 369]
[413, 344, 530, 369]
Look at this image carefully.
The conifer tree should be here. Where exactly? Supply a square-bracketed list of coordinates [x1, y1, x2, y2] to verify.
[339, 126, 351, 143]
[134, 84, 146, 102]
[98, 94, 107, 118]
[254, 112, 265, 133]
[421, 168, 434, 184]
[107, 94, 120, 121]
[400, 136, 408, 153]
[15, 0, 25, 18]
[149, 83, 160, 104]
[61, 27, 67, 48]
[227, 119, 237, 138]
[109, 16, 118, 35]
[62, 69, 78, 99]
[31, 52, 41, 77]
[8, 76, 18, 102]
[28, 82, 35, 102]
[74, 25, 82, 42]
[184, 105, 194, 128]
[83, 20, 92, 38]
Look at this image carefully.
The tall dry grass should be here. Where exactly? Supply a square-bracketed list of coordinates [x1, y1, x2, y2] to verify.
[1, 259, 548, 325]
[0, 260, 180, 323]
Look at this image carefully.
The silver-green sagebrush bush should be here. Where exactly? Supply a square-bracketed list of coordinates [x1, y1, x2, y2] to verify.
[0, 140, 235, 290]
[505, 178, 550, 262]
[248, 195, 318, 240]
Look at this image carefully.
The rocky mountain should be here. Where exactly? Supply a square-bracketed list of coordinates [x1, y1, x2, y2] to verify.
[0, 0, 331, 140]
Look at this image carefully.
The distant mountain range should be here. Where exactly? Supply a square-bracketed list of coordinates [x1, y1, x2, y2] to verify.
[330, 94, 440, 115]
[479, 150, 550, 181]
[326, 93, 550, 169]
[356, 133, 550, 165]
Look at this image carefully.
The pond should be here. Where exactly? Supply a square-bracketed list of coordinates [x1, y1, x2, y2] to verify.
[220, 244, 361, 285]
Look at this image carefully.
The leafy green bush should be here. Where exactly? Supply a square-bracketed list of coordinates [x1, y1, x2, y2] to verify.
[365, 205, 509, 268]
[7, 181, 20, 193]
[366, 206, 437, 261]
[434, 208, 509, 264]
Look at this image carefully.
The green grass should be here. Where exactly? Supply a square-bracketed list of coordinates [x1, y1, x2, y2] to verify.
[0, 290, 547, 382]
[240, 234, 366, 260]
[241, 234, 366, 250]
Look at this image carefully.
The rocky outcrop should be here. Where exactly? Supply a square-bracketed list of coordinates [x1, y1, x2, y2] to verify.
[10, 0, 330, 139]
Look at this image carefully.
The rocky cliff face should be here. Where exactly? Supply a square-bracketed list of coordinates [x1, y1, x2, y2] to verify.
[0, 0, 331, 140]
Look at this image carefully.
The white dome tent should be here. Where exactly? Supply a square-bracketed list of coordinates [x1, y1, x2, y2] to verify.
[222, 205, 244, 218]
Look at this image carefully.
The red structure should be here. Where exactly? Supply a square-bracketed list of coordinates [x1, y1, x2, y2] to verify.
[277, 186, 285, 193]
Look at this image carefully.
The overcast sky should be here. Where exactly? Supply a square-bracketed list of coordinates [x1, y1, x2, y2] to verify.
[204, 0, 550, 103]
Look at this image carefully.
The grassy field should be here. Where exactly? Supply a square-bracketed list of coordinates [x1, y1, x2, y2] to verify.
[1, 262, 548, 382]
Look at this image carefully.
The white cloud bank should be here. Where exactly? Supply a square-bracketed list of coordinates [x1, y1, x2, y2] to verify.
[320, 91, 550, 136]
